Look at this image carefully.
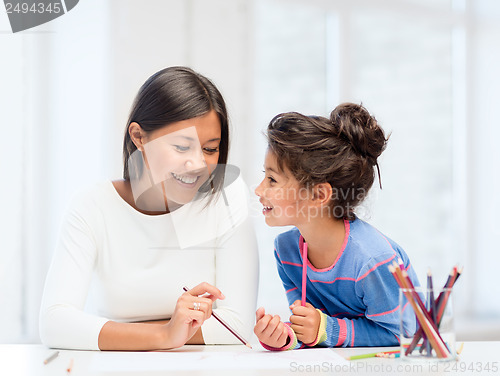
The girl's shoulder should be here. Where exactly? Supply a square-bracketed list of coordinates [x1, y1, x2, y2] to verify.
[348, 218, 406, 260]
[274, 227, 301, 255]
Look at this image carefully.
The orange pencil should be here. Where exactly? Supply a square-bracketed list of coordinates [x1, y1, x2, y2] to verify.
[389, 265, 450, 358]
[66, 358, 74, 373]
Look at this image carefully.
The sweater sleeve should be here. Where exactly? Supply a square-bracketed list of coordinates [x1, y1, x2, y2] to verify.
[39, 191, 109, 350]
[200, 180, 259, 344]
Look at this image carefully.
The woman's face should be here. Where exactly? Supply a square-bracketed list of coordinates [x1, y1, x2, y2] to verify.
[142, 110, 221, 207]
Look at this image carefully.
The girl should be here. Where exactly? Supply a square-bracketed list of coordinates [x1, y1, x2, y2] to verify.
[254, 103, 419, 350]
[39, 67, 259, 351]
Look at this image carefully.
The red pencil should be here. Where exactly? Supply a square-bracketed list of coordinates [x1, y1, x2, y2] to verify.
[406, 266, 462, 355]
[182, 286, 252, 349]
[389, 265, 450, 358]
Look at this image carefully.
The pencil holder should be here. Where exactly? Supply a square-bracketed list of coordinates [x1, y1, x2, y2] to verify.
[399, 287, 456, 361]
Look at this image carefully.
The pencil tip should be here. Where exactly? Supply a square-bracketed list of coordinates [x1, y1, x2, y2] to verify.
[246, 343, 253, 349]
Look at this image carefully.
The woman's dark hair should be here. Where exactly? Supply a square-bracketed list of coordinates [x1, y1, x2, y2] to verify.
[123, 66, 229, 198]
[267, 103, 388, 219]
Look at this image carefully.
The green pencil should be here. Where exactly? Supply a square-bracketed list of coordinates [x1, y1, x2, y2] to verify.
[348, 350, 400, 360]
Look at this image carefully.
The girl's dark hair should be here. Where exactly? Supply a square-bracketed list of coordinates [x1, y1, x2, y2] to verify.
[267, 102, 389, 219]
[123, 66, 229, 198]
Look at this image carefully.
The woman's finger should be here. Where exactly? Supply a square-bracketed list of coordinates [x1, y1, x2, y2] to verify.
[187, 282, 225, 300]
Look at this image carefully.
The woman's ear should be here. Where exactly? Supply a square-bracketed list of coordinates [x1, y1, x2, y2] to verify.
[129, 122, 146, 151]
[311, 183, 333, 207]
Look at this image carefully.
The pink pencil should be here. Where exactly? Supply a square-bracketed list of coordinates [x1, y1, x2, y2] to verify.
[301, 240, 308, 307]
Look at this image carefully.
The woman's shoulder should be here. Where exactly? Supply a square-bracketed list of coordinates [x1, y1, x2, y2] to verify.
[63, 181, 117, 219]
[67, 181, 114, 206]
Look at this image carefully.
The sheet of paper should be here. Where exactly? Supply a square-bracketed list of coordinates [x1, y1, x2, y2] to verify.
[90, 348, 349, 372]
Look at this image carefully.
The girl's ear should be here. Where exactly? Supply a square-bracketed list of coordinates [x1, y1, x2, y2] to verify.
[129, 122, 146, 151]
[311, 183, 332, 207]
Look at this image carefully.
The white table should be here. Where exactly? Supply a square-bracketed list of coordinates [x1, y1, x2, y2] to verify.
[1, 342, 498, 376]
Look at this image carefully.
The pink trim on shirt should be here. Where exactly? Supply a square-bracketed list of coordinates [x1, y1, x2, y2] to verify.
[335, 318, 347, 346]
[309, 276, 356, 284]
[351, 321, 355, 346]
[366, 305, 399, 317]
[376, 229, 395, 252]
[356, 254, 396, 281]
[305, 219, 350, 272]
[286, 287, 298, 293]
[282, 261, 303, 267]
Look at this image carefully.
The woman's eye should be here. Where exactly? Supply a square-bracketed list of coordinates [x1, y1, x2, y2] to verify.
[203, 147, 219, 154]
[174, 145, 189, 152]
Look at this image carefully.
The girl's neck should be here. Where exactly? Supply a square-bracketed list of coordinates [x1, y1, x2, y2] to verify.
[297, 216, 347, 270]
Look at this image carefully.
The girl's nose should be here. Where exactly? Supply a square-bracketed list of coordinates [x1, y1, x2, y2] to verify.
[254, 179, 265, 197]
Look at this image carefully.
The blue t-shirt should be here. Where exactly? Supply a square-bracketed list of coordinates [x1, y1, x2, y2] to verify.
[274, 217, 420, 347]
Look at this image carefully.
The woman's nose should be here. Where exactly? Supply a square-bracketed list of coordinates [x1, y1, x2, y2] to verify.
[185, 147, 207, 171]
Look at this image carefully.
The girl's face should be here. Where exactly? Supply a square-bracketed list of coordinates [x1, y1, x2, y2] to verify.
[142, 110, 221, 207]
[255, 151, 312, 227]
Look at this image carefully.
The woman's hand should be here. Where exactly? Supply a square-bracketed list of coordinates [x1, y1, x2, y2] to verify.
[254, 307, 289, 348]
[289, 300, 320, 345]
[160, 282, 225, 349]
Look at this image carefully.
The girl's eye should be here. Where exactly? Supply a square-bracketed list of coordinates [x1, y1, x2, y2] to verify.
[174, 145, 189, 152]
[267, 176, 277, 184]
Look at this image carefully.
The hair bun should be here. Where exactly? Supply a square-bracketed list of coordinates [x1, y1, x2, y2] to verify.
[329, 103, 387, 165]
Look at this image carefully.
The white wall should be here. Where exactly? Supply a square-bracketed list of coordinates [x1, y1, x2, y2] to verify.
[1, 0, 499, 343]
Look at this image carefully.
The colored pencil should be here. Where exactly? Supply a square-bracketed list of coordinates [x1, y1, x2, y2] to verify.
[43, 351, 59, 365]
[182, 286, 252, 349]
[301, 241, 308, 307]
[348, 350, 400, 360]
[389, 265, 450, 358]
[406, 266, 462, 355]
[66, 358, 73, 373]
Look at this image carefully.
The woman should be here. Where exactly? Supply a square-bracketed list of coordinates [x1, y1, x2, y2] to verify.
[39, 67, 259, 351]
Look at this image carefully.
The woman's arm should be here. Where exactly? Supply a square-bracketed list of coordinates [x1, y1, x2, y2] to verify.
[39, 190, 221, 350]
[98, 283, 223, 350]
[40, 192, 108, 350]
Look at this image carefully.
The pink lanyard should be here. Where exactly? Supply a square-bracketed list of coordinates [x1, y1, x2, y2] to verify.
[299, 235, 308, 307]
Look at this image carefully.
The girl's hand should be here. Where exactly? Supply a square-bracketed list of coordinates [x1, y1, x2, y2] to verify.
[161, 282, 225, 349]
[289, 300, 321, 345]
[254, 307, 289, 348]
